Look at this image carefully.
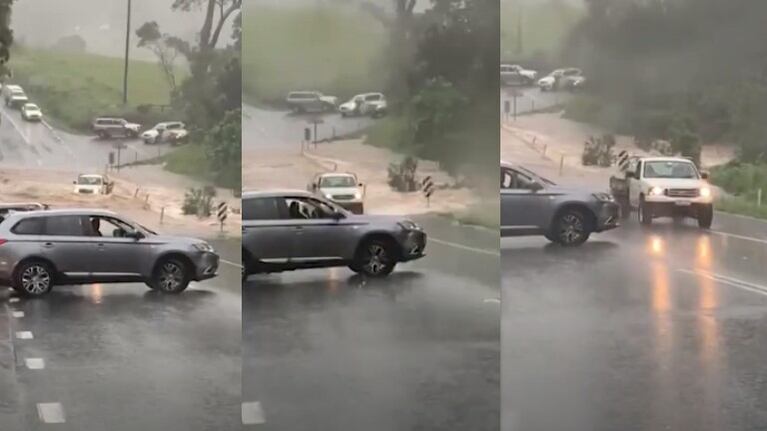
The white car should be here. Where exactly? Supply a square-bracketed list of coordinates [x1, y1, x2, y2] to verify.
[21, 103, 43, 121]
[307, 172, 365, 214]
[73, 174, 113, 195]
[610, 157, 714, 228]
[7, 93, 29, 110]
[538, 68, 583, 91]
[141, 121, 186, 144]
[339, 92, 387, 118]
[500, 64, 538, 86]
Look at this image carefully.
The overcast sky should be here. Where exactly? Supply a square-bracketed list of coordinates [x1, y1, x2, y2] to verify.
[12, 0, 236, 60]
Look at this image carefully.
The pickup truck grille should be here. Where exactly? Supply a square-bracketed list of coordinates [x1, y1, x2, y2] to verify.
[666, 188, 699, 198]
[332, 194, 355, 201]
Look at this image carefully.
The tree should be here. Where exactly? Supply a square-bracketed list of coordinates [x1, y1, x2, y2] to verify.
[0, 0, 14, 80]
[136, 22, 183, 93]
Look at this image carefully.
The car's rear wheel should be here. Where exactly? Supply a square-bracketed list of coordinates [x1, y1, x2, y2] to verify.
[552, 209, 591, 246]
[698, 204, 714, 229]
[13, 260, 55, 297]
[149, 258, 191, 293]
[354, 239, 396, 277]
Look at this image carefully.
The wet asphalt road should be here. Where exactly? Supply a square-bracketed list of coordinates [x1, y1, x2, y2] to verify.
[243, 104, 375, 152]
[503, 213, 767, 431]
[0, 105, 172, 170]
[0, 239, 241, 431]
[243, 215, 500, 430]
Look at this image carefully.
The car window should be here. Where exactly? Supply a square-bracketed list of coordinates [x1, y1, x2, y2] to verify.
[501, 168, 514, 189]
[507, 169, 537, 190]
[44, 215, 88, 236]
[11, 217, 45, 235]
[365, 95, 381, 101]
[86, 216, 134, 237]
[284, 197, 340, 220]
[243, 197, 281, 221]
[319, 176, 356, 188]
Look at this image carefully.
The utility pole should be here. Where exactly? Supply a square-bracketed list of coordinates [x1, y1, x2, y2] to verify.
[123, 0, 132, 105]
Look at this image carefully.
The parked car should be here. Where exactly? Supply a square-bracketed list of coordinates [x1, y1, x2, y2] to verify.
[92, 117, 142, 139]
[73, 174, 114, 195]
[141, 121, 186, 144]
[285, 91, 338, 113]
[537, 68, 583, 91]
[500, 64, 538, 86]
[0, 209, 219, 296]
[501, 161, 621, 246]
[2, 84, 24, 104]
[21, 103, 43, 121]
[339, 92, 387, 118]
[242, 190, 426, 280]
[6, 92, 29, 109]
[307, 172, 365, 214]
[610, 156, 713, 228]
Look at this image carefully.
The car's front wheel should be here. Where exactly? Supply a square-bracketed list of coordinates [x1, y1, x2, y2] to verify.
[149, 258, 191, 293]
[698, 204, 714, 229]
[551, 209, 591, 246]
[354, 239, 396, 277]
[13, 260, 55, 297]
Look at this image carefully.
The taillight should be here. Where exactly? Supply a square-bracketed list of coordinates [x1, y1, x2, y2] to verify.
[0, 239, 7, 246]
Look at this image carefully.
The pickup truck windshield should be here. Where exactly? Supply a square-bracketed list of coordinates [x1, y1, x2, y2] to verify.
[320, 176, 356, 187]
[78, 176, 103, 185]
[644, 161, 699, 179]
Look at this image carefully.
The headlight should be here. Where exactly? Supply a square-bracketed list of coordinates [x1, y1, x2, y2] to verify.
[325, 193, 333, 199]
[593, 192, 615, 202]
[649, 186, 664, 196]
[193, 243, 214, 253]
[700, 187, 711, 198]
[354, 192, 362, 200]
[398, 220, 421, 231]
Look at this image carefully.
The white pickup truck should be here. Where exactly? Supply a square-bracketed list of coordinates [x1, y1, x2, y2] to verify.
[609, 156, 714, 228]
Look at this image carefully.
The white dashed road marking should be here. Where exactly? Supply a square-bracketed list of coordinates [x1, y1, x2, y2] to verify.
[242, 401, 266, 425]
[15, 331, 34, 340]
[429, 237, 500, 257]
[221, 259, 243, 269]
[483, 298, 501, 304]
[678, 269, 767, 297]
[37, 403, 66, 424]
[25, 358, 46, 370]
[12, 311, 24, 318]
[9, 297, 20, 303]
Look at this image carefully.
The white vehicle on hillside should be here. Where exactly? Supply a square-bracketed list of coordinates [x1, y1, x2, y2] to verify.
[73, 174, 114, 195]
[21, 103, 43, 121]
[538, 68, 583, 91]
[141, 121, 187, 144]
[339, 93, 388, 118]
[500, 64, 538, 86]
[610, 156, 714, 228]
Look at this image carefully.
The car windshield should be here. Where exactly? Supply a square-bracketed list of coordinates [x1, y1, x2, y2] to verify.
[644, 161, 699, 179]
[319, 176, 356, 188]
[77, 176, 103, 185]
[24, 104, 39, 110]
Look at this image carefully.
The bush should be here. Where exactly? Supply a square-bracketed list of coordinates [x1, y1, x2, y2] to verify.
[387, 156, 419, 192]
[711, 163, 767, 199]
[182, 186, 217, 217]
[582, 134, 616, 167]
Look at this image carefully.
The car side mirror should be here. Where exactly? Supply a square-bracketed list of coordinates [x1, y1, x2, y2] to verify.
[126, 230, 145, 240]
[626, 171, 636, 179]
[701, 171, 710, 180]
[331, 211, 345, 221]
[358, 182, 363, 187]
[529, 181, 544, 192]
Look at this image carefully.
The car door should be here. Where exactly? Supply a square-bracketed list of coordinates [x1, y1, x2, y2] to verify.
[87, 215, 148, 278]
[500, 167, 545, 236]
[242, 196, 293, 264]
[39, 215, 99, 279]
[286, 197, 358, 262]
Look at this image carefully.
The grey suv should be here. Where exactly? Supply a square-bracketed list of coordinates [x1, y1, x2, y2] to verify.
[0, 209, 219, 296]
[92, 117, 142, 139]
[501, 162, 620, 246]
[242, 190, 426, 279]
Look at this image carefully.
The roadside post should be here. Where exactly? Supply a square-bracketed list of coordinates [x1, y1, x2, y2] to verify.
[160, 207, 165, 225]
[108, 152, 115, 170]
[303, 127, 311, 152]
[422, 176, 434, 208]
[114, 142, 127, 172]
[758, 188, 763, 207]
[217, 202, 228, 233]
[503, 100, 510, 123]
[308, 117, 324, 149]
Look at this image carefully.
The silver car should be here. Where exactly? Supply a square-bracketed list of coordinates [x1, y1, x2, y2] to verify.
[0, 209, 219, 296]
[242, 190, 426, 279]
[501, 162, 621, 246]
